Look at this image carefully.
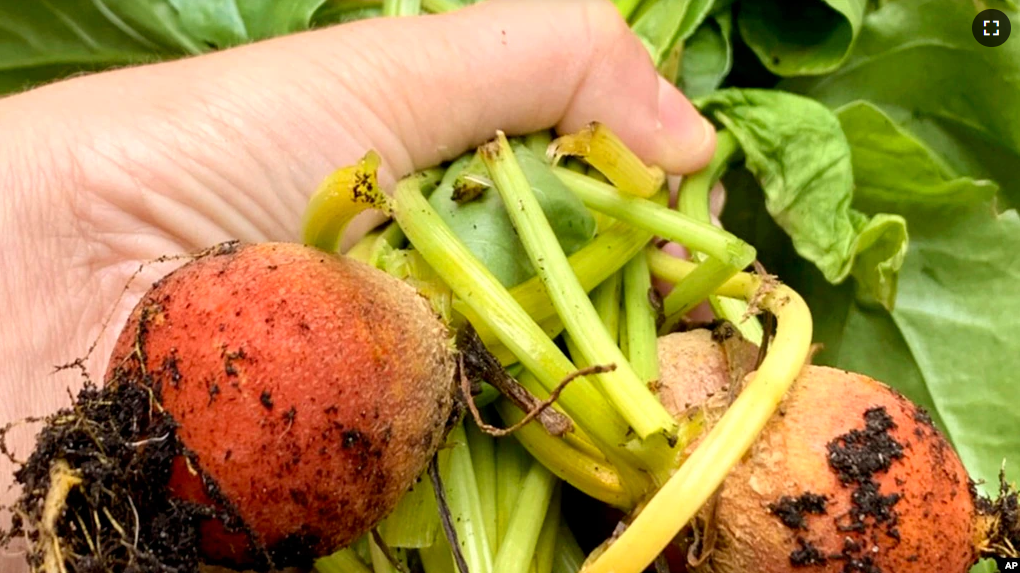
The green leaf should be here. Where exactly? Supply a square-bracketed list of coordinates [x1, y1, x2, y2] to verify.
[168, 0, 249, 47]
[736, 0, 867, 76]
[697, 88, 907, 308]
[311, 1, 384, 26]
[429, 147, 597, 288]
[836, 101, 1000, 206]
[631, 0, 717, 68]
[836, 201, 1020, 490]
[0, 0, 335, 95]
[0, 0, 202, 94]
[678, 9, 733, 98]
[784, 0, 1020, 207]
[236, 0, 329, 40]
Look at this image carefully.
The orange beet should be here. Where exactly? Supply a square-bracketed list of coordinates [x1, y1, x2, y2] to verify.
[657, 333, 984, 573]
[707, 366, 977, 573]
[105, 242, 456, 568]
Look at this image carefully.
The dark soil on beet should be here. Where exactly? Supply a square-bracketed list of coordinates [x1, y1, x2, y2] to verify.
[0, 379, 208, 573]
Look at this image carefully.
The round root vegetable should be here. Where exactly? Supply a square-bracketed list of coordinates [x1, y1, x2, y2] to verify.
[4, 242, 457, 572]
[656, 330, 1018, 573]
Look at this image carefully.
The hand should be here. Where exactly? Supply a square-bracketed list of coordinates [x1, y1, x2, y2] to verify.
[0, 0, 715, 567]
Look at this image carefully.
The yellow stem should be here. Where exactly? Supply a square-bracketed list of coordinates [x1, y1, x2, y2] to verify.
[581, 275, 813, 573]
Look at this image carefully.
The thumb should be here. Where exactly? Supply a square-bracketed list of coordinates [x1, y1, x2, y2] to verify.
[300, 0, 717, 177]
[9, 0, 714, 247]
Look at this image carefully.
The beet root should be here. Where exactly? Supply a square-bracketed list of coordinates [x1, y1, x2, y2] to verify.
[103, 242, 457, 568]
[656, 330, 1012, 573]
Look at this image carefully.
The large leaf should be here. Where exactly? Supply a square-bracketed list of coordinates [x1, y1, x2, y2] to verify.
[697, 88, 907, 309]
[0, 1, 198, 94]
[0, 0, 332, 95]
[836, 201, 1020, 490]
[429, 146, 597, 288]
[736, 0, 867, 76]
[678, 8, 733, 98]
[721, 96, 1020, 490]
[168, 0, 248, 47]
[836, 101, 1000, 205]
[631, 0, 717, 71]
[784, 0, 1020, 207]
[237, 0, 330, 40]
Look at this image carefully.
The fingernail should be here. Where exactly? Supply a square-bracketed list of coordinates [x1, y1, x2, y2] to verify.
[656, 76, 715, 173]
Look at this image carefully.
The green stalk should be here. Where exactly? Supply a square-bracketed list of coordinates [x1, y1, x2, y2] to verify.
[551, 523, 586, 573]
[382, 0, 420, 16]
[459, 221, 651, 356]
[369, 536, 403, 573]
[591, 272, 622, 344]
[480, 132, 676, 441]
[315, 548, 373, 573]
[532, 485, 562, 573]
[419, 531, 455, 573]
[676, 130, 762, 344]
[377, 466, 440, 547]
[422, 0, 462, 12]
[552, 167, 756, 268]
[491, 461, 558, 573]
[495, 398, 630, 508]
[466, 420, 498, 551]
[495, 436, 528, 546]
[444, 422, 494, 573]
[392, 175, 665, 474]
[623, 253, 659, 383]
[659, 256, 742, 334]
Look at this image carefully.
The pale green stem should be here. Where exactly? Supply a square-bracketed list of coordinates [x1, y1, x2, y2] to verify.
[552, 167, 756, 268]
[676, 129, 762, 343]
[392, 175, 667, 475]
[445, 423, 494, 573]
[495, 436, 528, 546]
[480, 132, 676, 441]
[495, 397, 630, 508]
[466, 421, 498, 551]
[369, 536, 401, 573]
[382, 0, 420, 16]
[623, 252, 659, 383]
[511, 370, 655, 505]
[315, 548, 373, 573]
[491, 461, 558, 573]
[660, 256, 742, 334]
[591, 272, 622, 344]
[422, 0, 462, 12]
[419, 530, 456, 573]
[532, 485, 562, 573]
[551, 523, 586, 573]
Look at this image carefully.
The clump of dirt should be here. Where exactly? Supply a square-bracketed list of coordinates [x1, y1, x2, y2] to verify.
[826, 407, 904, 542]
[767, 493, 827, 530]
[770, 406, 906, 572]
[0, 377, 208, 573]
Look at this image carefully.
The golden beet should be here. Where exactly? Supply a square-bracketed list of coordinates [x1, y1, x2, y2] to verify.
[657, 333, 982, 573]
[106, 242, 457, 568]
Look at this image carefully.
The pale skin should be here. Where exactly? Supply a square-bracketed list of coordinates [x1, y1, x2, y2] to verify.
[0, 0, 715, 568]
